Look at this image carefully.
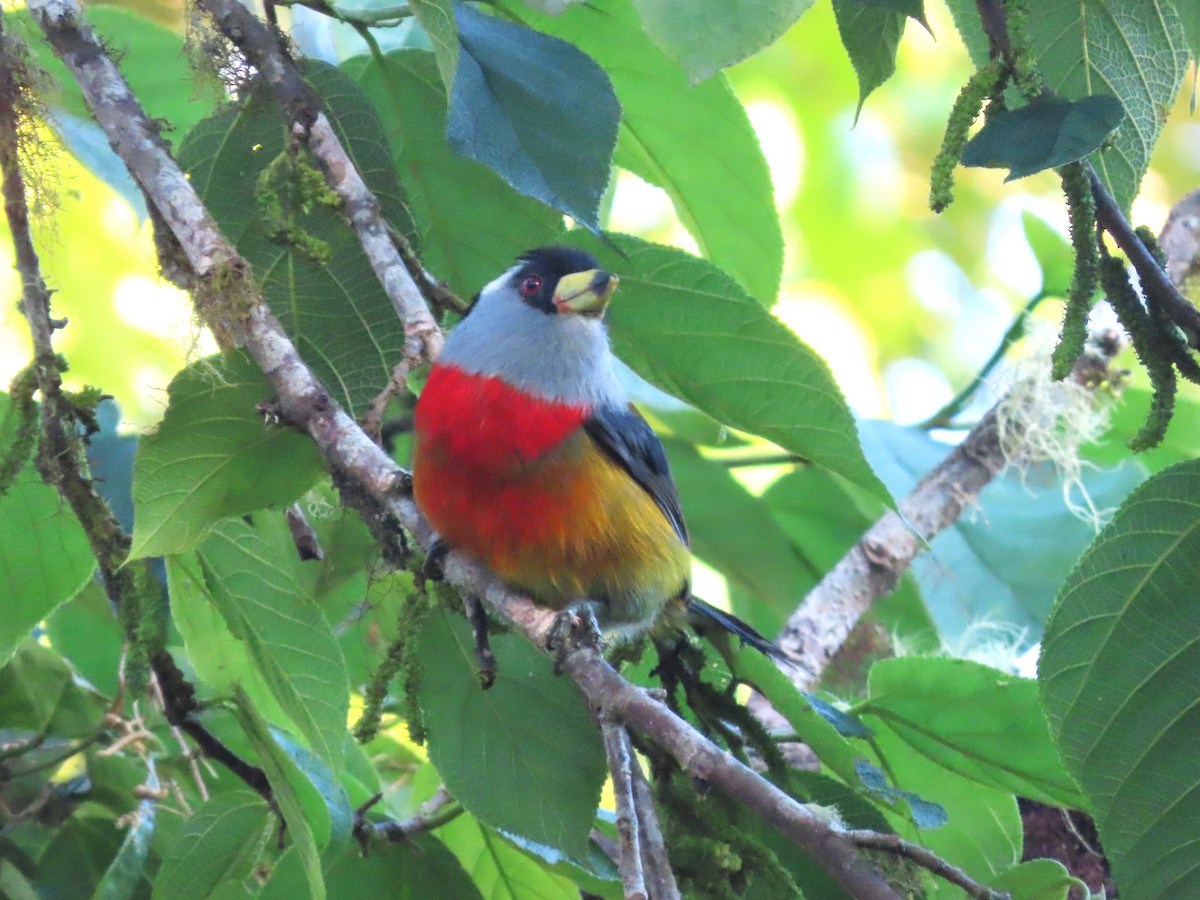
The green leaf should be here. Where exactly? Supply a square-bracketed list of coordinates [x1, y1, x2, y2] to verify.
[1040, 459, 1200, 898]
[661, 437, 815, 618]
[500, 832, 622, 899]
[831, 1, 906, 115]
[857, 657, 1084, 808]
[732, 648, 864, 786]
[195, 517, 349, 770]
[318, 837, 483, 900]
[436, 814, 580, 900]
[1183, 0, 1200, 64]
[945, 0, 1189, 212]
[34, 812, 125, 899]
[629, 0, 816, 84]
[0, 463, 95, 666]
[152, 791, 271, 900]
[866, 721, 1021, 883]
[574, 234, 892, 506]
[1021, 211, 1076, 299]
[409, 0, 457, 91]
[1086, 385, 1200, 473]
[177, 62, 414, 415]
[343, 50, 562, 297]
[93, 770, 157, 900]
[0, 860, 39, 900]
[271, 730, 354, 854]
[989, 859, 1089, 900]
[853, 758, 947, 828]
[168, 552, 295, 733]
[503, 0, 783, 306]
[961, 96, 1125, 181]
[129, 352, 324, 560]
[448, 4, 619, 230]
[417, 608, 606, 856]
[0, 642, 107, 738]
[232, 690, 325, 900]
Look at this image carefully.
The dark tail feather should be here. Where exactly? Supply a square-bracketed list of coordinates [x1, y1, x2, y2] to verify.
[687, 597, 793, 665]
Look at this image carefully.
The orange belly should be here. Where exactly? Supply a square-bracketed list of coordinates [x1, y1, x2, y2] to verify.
[414, 428, 690, 629]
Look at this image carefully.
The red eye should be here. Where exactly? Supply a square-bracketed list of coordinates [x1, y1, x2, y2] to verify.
[519, 276, 542, 296]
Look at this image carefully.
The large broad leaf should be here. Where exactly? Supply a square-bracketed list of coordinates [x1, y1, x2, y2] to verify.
[865, 721, 1022, 885]
[661, 437, 817, 617]
[503, 0, 783, 306]
[857, 657, 1084, 808]
[944, 0, 1189, 212]
[448, 4, 619, 231]
[193, 517, 349, 771]
[989, 859, 1087, 900]
[0, 393, 96, 666]
[232, 691, 326, 900]
[129, 352, 325, 560]
[629, 0, 815, 84]
[571, 234, 891, 505]
[46, 582, 123, 698]
[177, 62, 414, 416]
[168, 551, 297, 732]
[343, 50, 563, 297]
[408, 0, 458, 91]
[831, 1, 907, 114]
[436, 814, 581, 900]
[1040, 459, 1200, 898]
[417, 608, 606, 857]
[961, 95, 1126, 180]
[152, 791, 272, 900]
[1086, 385, 1200, 473]
[0, 642, 108, 739]
[860, 419, 1144, 647]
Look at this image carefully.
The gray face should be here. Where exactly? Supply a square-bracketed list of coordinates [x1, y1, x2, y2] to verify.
[437, 265, 626, 409]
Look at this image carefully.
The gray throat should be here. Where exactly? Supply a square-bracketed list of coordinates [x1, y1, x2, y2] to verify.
[438, 282, 626, 409]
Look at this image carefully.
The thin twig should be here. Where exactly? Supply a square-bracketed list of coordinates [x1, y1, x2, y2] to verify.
[354, 784, 463, 852]
[845, 831, 1011, 900]
[627, 733, 680, 900]
[604, 721, 648, 900]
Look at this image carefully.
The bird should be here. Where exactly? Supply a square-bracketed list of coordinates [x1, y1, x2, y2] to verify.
[412, 245, 783, 659]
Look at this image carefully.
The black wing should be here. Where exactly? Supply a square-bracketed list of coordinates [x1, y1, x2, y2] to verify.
[584, 404, 689, 546]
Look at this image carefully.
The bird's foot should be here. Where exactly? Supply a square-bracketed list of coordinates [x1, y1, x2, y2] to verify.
[464, 594, 497, 689]
[420, 537, 449, 583]
[547, 604, 602, 674]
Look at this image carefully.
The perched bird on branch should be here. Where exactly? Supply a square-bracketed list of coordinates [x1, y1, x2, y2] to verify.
[413, 246, 783, 659]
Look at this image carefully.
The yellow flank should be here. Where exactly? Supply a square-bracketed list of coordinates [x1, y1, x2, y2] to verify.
[445, 428, 691, 631]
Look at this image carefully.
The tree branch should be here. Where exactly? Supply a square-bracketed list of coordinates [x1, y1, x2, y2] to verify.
[194, 0, 443, 367]
[353, 784, 463, 851]
[775, 408, 1007, 689]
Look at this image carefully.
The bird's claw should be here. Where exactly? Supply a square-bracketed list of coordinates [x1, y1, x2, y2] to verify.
[421, 537, 449, 583]
[464, 594, 497, 689]
[547, 605, 602, 674]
